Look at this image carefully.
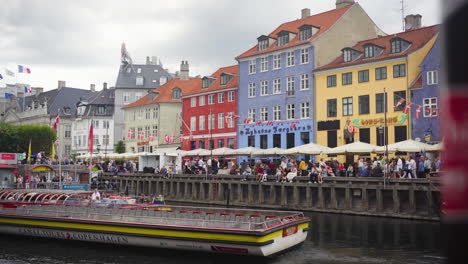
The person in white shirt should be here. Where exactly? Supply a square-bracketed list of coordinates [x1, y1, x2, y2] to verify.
[396, 156, 403, 178]
[91, 189, 101, 201]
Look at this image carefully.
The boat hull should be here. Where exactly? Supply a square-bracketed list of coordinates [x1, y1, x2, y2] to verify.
[0, 216, 308, 256]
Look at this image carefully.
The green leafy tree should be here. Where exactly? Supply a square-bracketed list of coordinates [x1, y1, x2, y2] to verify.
[0, 123, 56, 155]
[115, 140, 125, 154]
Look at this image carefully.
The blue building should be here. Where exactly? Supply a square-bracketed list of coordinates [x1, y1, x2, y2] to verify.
[411, 38, 441, 143]
[235, 1, 384, 151]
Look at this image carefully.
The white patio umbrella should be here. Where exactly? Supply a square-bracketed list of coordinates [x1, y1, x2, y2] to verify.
[232, 146, 263, 156]
[376, 139, 434, 153]
[426, 142, 443, 152]
[183, 148, 211, 156]
[284, 143, 330, 155]
[211, 147, 236, 156]
[252, 147, 287, 157]
[325, 141, 379, 155]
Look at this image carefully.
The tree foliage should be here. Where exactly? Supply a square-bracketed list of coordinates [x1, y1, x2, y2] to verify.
[115, 140, 125, 154]
[0, 122, 56, 154]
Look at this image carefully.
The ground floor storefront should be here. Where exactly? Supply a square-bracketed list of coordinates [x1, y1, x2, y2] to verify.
[182, 132, 236, 151]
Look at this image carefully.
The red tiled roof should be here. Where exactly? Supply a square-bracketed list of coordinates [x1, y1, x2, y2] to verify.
[411, 74, 423, 89]
[182, 65, 238, 97]
[315, 25, 440, 71]
[122, 78, 202, 109]
[236, 5, 353, 59]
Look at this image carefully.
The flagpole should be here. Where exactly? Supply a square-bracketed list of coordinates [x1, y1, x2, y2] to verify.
[57, 109, 62, 189]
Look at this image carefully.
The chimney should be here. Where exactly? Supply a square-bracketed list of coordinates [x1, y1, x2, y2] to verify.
[405, 14, 422, 31]
[34, 87, 44, 94]
[103, 82, 107, 90]
[179, 60, 189, 81]
[301, 8, 310, 19]
[336, 0, 355, 9]
[58, 80, 66, 89]
[152, 56, 158, 65]
[146, 56, 151, 65]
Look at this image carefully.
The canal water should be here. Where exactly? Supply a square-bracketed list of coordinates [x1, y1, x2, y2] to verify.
[0, 212, 444, 264]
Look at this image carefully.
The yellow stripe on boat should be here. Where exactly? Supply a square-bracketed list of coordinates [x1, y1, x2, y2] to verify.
[0, 217, 308, 243]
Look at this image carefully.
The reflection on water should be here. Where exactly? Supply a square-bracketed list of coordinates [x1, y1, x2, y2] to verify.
[0, 212, 444, 264]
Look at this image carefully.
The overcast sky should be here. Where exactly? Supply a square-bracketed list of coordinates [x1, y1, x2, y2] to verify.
[0, 0, 441, 91]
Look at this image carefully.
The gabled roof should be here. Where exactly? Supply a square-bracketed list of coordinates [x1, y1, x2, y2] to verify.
[182, 65, 238, 97]
[315, 25, 440, 71]
[236, 4, 354, 59]
[115, 64, 175, 89]
[122, 78, 202, 109]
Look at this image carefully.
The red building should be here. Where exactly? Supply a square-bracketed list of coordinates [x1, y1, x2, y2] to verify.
[181, 65, 238, 150]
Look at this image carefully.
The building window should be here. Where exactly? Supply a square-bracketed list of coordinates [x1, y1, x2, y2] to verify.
[391, 39, 402, 53]
[199, 115, 205, 130]
[359, 95, 370, 114]
[102, 135, 109, 147]
[199, 95, 205, 106]
[248, 83, 256, 98]
[327, 75, 337, 87]
[208, 94, 215, 105]
[227, 138, 234, 148]
[327, 99, 337, 117]
[343, 49, 351, 62]
[301, 102, 310, 119]
[249, 59, 256, 74]
[286, 133, 295, 149]
[286, 51, 295, 67]
[138, 110, 143, 120]
[327, 130, 337, 148]
[228, 91, 235, 102]
[152, 125, 158, 138]
[273, 54, 281, 69]
[218, 93, 224, 103]
[286, 104, 295, 120]
[103, 121, 110, 129]
[278, 34, 289, 47]
[160, 76, 167, 85]
[227, 111, 234, 128]
[145, 108, 150, 119]
[301, 48, 309, 64]
[342, 97, 353, 116]
[260, 80, 268, 96]
[427, 71, 438, 85]
[208, 114, 215, 130]
[172, 88, 181, 99]
[248, 136, 256, 147]
[299, 27, 312, 41]
[260, 135, 268, 149]
[191, 97, 196, 107]
[260, 107, 268, 121]
[375, 67, 387, 80]
[218, 113, 224, 129]
[342, 72, 352, 85]
[123, 92, 130, 105]
[94, 120, 99, 129]
[248, 108, 256, 122]
[358, 70, 369, 83]
[152, 108, 158, 119]
[190, 117, 196, 131]
[273, 79, 281, 94]
[393, 64, 406, 78]
[273, 134, 281, 148]
[220, 74, 232, 85]
[218, 139, 225, 148]
[136, 76, 144, 86]
[64, 125, 71, 138]
[300, 73, 309, 90]
[273, 105, 281, 121]
[135, 92, 143, 101]
[137, 128, 142, 141]
[394, 126, 407, 143]
[202, 78, 211, 88]
[364, 45, 374, 58]
[65, 145, 71, 156]
[258, 39, 268, 51]
[359, 128, 370, 144]
[287, 76, 295, 96]
[393, 91, 406, 111]
[376, 93, 387, 113]
[260, 57, 268, 72]
[199, 140, 205, 149]
[423, 97, 438, 117]
[145, 126, 150, 138]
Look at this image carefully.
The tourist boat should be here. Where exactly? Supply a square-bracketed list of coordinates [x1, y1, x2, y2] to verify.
[0, 191, 310, 256]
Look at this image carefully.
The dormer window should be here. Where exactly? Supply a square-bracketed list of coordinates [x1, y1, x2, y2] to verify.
[258, 39, 268, 51]
[202, 77, 215, 88]
[137, 68, 142, 73]
[299, 25, 312, 41]
[160, 76, 167, 85]
[364, 45, 375, 58]
[343, 49, 352, 62]
[136, 76, 144, 86]
[277, 31, 290, 47]
[172, 88, 181, 99]
[391, 39, 402, 53]
[220, 74, 233, 85]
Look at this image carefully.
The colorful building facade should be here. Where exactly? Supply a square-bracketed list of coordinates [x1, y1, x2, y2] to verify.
[411, 38, 441, 143]
[235, 1, 384, 151]
[181, 65, 238, 151]
[314, 25, 439, 162]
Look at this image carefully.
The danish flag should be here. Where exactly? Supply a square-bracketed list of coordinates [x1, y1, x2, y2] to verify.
[290, 121, 299, 129]
[256, 120, 264, 125]
[427, 107, 434, 117]
[403, 103, 414, 114]
[149, 133, 154, 141]
[266, 120, 274, 126]
[233, 115, 240, 119]
[416, 106, 423, 119]
[138, 131, 144, 140]
[53, 112, 59, 131]
[243, 118, 252, 124]
[224, 113, 232, 126]
[394, 98, 406, 109]
[128, 129, 134, 138]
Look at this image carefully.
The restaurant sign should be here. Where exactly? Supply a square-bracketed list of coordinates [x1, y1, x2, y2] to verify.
[0, 153, 17, 165]
[352, 114, 407, 127]
[137, 141, 149, 146]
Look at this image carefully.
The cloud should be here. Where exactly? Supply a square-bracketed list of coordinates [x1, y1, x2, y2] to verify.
[0, 0, 441, 90]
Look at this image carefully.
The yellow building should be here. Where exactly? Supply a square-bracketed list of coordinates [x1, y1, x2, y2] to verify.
[314, 25, 439, 162]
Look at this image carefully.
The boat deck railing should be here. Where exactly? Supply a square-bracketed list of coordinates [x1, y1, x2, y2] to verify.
[0, 203, 305, 231]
